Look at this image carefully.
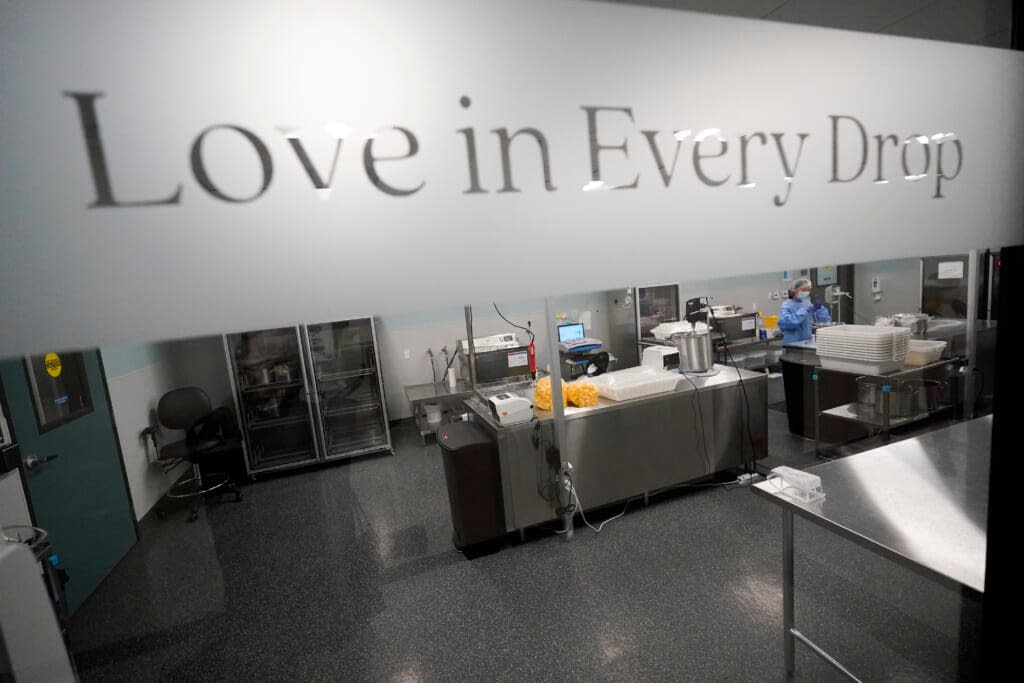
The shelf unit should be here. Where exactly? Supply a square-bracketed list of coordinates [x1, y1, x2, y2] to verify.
[225, 326, 319, 475]
[812, 356, 963, 456]
[305, 318, 391, 461]
[224, 318, 392, 476]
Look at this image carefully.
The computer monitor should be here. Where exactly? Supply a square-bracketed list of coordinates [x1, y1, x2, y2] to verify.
[557, 322, 585, 343]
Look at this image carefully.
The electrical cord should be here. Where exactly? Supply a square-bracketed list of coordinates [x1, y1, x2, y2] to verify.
[493, 302, 535, 344]
[567, 471, 627, 533]
[678, 372, 712, 475]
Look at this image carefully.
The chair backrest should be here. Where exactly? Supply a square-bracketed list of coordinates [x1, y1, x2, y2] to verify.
[157, 387, 212, 431]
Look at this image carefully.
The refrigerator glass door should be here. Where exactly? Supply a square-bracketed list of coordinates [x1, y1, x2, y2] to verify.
[306, 320, 389, 458]
[227, 327, 318, 471]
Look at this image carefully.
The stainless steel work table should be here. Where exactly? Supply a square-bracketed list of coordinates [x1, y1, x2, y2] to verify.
[466, 366, 768, 534]
[404, 379, 473, 444]
[753, 416, 990, 680]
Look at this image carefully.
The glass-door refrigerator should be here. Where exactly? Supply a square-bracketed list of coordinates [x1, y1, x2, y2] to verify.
[303, 318, 392, 460]
[225, 326, 319, 474]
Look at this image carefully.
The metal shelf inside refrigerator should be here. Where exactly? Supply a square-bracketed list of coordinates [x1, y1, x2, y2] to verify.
[322, 400, 381, 418]
[246, 414, 311, 431]
[317, 367, 376, 382]
[241, 380, 304, 393]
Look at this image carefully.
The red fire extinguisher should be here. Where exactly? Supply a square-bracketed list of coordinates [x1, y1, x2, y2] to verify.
[527, 339, 537, 377]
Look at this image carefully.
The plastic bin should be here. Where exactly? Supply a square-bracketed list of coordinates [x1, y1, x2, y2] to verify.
[903, 340, 946, 366]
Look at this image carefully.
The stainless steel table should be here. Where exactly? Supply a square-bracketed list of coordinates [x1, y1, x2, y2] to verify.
[753, 416, 990, 680]
[404, 379, 473, 444]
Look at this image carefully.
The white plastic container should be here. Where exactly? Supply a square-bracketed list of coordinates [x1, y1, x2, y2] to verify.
[818, 356, 903, 374]
[903, 339, 947, 366]
[588, 367, 681, 401]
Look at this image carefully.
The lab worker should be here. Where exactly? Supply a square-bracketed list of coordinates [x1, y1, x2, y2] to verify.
[778, 278, 831, 344]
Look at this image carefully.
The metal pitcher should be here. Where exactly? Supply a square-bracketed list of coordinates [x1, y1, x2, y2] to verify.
[676, 329, 713, 374]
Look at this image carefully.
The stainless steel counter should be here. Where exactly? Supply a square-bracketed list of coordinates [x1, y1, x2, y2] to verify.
[466, 367, 768, 533]
[753, 415, 990, 678]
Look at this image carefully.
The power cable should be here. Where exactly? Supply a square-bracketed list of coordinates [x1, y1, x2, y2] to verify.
[492, 302, 535, 344]
[678, 371, 712, 475]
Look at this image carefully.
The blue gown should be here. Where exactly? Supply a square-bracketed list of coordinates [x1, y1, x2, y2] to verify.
[778, 298, 831, 344]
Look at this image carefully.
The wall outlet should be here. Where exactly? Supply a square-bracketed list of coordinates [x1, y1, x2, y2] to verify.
[403, 349, 411, 359]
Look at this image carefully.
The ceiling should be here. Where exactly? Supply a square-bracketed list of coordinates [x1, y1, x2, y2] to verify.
[594, 0, 1013, 48]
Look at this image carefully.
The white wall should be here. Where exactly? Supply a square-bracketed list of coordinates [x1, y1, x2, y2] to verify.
[678, 270, 802, 317]
[102, 336, 233, 521]
[853, 258, 923, 321]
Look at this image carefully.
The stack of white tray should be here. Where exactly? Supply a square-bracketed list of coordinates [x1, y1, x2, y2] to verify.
[815, 325, 911, 374]
[588, 366, 682, 401]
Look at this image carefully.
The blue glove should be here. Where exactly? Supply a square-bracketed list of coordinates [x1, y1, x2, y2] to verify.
[812, 302, 825, 312]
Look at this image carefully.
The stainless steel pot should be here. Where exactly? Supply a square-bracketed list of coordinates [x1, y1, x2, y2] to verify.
[857, 377, 928, 418]
[887, 381, 924, 418]
[891, 313, 930, 336]
[676, 329, 713, 373]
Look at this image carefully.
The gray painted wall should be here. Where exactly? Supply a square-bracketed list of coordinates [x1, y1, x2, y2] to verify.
[853, 258, 923, 321]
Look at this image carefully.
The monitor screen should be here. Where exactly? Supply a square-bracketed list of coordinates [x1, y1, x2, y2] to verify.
[558, 323, 585, 343]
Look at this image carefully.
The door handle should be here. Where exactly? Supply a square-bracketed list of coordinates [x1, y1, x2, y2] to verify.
[23, 453, 59, 472]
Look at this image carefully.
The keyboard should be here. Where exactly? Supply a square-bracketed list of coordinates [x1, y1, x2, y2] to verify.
[559, 338, 603, 354]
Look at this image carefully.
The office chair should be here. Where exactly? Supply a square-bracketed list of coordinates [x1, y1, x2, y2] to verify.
[142, 387, 243, 522]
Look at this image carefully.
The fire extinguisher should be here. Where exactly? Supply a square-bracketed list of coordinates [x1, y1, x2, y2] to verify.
[527, 339, 537, 378]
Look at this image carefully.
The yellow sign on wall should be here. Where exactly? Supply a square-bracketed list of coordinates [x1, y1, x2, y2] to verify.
[44, 352, 62, 378]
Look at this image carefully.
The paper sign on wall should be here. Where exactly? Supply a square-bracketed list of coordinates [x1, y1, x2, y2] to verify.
[507, 351, 528, 368]
[817, 265, 836, 285]
[938, 261, 965, 279]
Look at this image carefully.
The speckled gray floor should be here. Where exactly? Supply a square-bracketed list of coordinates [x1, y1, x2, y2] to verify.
[67, 413, 979, 681]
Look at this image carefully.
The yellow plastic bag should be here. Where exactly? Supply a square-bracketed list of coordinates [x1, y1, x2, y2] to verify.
[534, 376, 567, 410]
[566, 380, 599, 407]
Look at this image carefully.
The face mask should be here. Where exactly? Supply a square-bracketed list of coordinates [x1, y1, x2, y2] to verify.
[797, 291, 811, 301]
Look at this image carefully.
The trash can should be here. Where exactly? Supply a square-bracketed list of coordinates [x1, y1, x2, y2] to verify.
[437, 421, 505, 549]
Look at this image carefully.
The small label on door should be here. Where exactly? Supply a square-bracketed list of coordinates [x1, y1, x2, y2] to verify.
[44, 352, 62, 378]
[54, 395, 69, 406]
[507, 351, 528, 368]
[938, 261, 964, 279]
[741, 317, 756, 331]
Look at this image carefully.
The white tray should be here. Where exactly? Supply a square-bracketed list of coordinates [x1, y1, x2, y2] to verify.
[588, 367, 682, 402]
[818, 356, 904, 374]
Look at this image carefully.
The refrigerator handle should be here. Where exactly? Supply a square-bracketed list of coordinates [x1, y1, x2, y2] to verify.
[299, 326, 329, 460]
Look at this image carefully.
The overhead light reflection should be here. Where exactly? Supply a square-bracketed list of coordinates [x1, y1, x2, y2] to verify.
[583, 180, 617, 192]
[738, 182, 756, 188]
[915, 135, 929, 144]
[694, 128, 723, 142]
[873, 179, 890, 185]
[324, 122, 353, 139]
[673, 129, 692, 142]
[904, 174, 928, 182]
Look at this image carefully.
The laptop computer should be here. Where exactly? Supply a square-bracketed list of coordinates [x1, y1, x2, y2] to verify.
[557, 322, 602, 353]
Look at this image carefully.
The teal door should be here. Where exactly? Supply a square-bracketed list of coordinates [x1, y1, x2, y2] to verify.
[0, 350, 136, 613]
